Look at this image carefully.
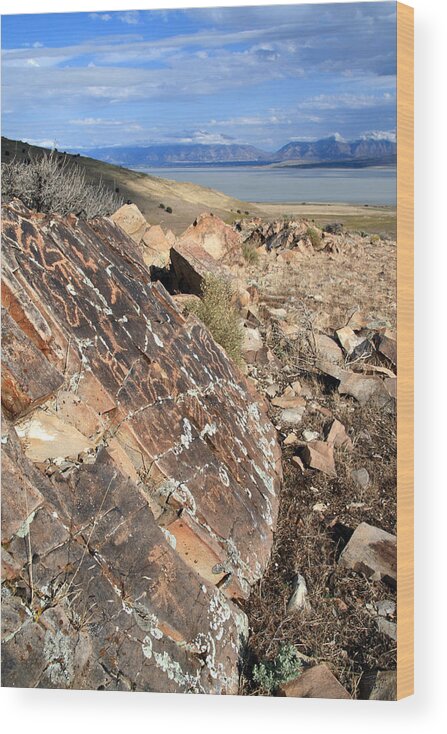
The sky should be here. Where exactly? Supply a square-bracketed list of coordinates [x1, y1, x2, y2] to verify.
[1, 2, 397, 151]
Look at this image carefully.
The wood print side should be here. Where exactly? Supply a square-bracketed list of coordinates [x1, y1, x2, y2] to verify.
[397, 1, 414, 701]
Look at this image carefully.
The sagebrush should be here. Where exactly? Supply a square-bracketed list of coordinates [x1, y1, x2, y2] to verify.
[306, 225, 322, 249]
[242, 241, 260, 265]
[252, 642, 303, 694]
[187, 274, 243, 365]
[1, 151, 123, 218]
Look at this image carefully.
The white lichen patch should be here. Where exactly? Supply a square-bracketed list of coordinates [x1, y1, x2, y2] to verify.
[248, 402, 261, 422]
[161, 527, 177, 550]
[152, 650, 202, 693]
[142, 635, 153, 659]
[200, 422, 217, 439]
[218, 465, 230, 487]
[180, 418, 193, 450]
[16, 510, 37, 539]
[43, 629, 74, 687]
[251, 461, 275, 496]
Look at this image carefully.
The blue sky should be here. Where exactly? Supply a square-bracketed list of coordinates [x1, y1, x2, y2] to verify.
[1, 3, 397, 151]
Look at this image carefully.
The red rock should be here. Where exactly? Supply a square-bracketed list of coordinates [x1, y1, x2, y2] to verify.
[179, 213, 242, 262]
[301, 440, 336, 477]
[277, 664, 351, 699]
[338, 371, 393, 407]
[141, 224, 171, 267]
[1, 200, 282, 693]
[1, 309, 63, 419]
[336, 326, 369, 357]
[170, 238, 229, 295]
[315, 333, 344, 364]
[111, 203, 148, 245]
[338, 522, 397, 585]
[359, 670, 397, 701]
[241, 325, 264, 363]
[376, 332, 397, 368]
[271, 395, 306, 410]
[325, 418, 353, 450]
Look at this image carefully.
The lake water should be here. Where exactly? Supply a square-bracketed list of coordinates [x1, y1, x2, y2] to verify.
[136, 165, 396, 206]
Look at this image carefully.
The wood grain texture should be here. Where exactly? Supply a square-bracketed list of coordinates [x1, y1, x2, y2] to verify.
[397, 1, 414, 701]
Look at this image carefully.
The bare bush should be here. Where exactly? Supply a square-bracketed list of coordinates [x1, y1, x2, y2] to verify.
[1, 151, 123, 218]
[186, 274, 243, 365]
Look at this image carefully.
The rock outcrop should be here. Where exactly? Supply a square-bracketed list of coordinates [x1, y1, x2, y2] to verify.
[111, 203, 171, 268]
[1, 200, 282, 692]
[179, 213, 242, 262]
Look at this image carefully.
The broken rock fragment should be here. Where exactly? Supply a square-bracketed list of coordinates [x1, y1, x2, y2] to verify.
[300, 440, 336, 477]
[314, 333, 344, 365]
[277, 664, 351, 699]
[338, 522, 397, 586]
[324, 418, 353, 450]
[359, 670, 397, 701]
[350, 467, 370, 489]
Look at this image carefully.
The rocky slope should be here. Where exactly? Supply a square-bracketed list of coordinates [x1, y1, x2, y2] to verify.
[1, 200, 281, 692]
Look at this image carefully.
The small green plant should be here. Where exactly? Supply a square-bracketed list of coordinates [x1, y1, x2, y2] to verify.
[186, 274, 243, 365]
[306, 226, 322, 250]
[252, 643, 303, 694]
[242, 241, 260, 265]
[165, 206, 173, 214]
[159, 203, 165, 209]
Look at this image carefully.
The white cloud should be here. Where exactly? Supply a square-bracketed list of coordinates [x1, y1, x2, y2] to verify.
[89, 13, 111, 22]
[361, 130, 396, 142]
[177, 130, 234, 145]
[117, 11, 140, 26]
[70, 118, 142, 131]
[301, 93, 395, 110]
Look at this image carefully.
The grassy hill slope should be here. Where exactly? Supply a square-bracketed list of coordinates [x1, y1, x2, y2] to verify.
[1, 137, 261, 235]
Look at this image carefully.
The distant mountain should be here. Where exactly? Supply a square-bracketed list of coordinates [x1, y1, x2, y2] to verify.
[79, 143, 270, 167]
[77, 135, 396, 168]
[275, 136, 396, 164]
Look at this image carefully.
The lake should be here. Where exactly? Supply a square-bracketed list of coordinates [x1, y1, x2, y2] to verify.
[135, 165, 396, 206]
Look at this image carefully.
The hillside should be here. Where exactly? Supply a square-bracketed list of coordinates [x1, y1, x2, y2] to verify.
[1, 137, 261, 235]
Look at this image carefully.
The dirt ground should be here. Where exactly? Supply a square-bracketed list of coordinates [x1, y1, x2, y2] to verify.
[238, 231, 397, 697]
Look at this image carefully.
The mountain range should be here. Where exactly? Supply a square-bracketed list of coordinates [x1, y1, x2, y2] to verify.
[76, 136, 396, 168]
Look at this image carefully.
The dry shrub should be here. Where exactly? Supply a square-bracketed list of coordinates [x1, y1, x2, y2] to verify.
[306, 226, 322, 249]
[1, 151, 123, 218]
[187, 274, 243, 365]
[242, 241, 260, 265]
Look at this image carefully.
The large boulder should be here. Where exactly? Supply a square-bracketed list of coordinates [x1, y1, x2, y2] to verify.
[170, 238, 232, 295]
[1, 200, 282, 693]
[111, 203, 148, 245]
[179, 213, 242, 262]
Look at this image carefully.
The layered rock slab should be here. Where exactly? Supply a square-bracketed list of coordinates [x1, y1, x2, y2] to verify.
[1, 200, 282, 692]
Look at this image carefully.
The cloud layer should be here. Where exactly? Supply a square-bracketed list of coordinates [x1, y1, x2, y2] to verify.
[1, 3, 397, 150]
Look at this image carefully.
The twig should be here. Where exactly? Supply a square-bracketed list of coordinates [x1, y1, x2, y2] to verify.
[24, 489, 34, 609]
[63, 472, 117, 597]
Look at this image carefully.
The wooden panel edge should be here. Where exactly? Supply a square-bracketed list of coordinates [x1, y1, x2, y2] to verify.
[397, 1, 414, 701]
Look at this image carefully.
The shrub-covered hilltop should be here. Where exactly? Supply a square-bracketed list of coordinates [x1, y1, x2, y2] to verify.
[2, 151, 123, 218]
[1, 139, 397, 700]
